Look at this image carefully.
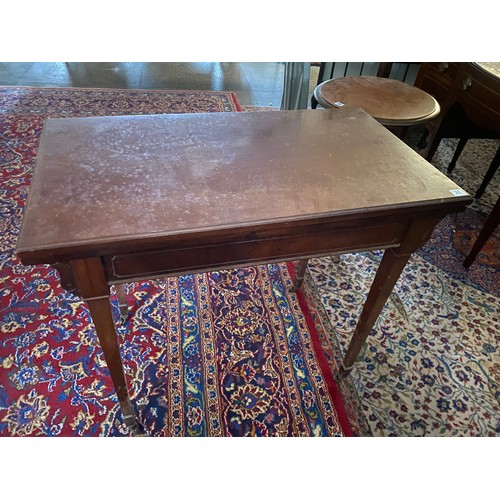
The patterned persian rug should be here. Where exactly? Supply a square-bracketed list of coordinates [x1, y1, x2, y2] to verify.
[303, 131, 500, 436]
[0, 87, 349, 436]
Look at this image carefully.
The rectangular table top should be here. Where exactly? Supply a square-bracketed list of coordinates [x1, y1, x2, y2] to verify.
[17, 108, 471, 262]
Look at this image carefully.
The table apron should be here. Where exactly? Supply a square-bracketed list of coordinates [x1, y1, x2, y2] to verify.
[104, 220, 407, 282]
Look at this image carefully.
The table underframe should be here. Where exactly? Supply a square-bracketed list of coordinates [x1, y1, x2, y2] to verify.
[49, 207, 451, 433]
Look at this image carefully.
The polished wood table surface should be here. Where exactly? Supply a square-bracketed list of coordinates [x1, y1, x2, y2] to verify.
[17, 109, 472, 432]
[313, 76, 440, 127]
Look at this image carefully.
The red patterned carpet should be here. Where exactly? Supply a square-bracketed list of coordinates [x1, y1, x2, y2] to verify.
[0, 86, 351, 436]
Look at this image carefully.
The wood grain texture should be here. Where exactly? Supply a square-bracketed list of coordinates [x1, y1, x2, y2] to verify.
[17, 108, 468, 264]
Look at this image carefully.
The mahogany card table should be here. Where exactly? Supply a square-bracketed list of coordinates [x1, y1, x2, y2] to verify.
[16, 108, 472, 432]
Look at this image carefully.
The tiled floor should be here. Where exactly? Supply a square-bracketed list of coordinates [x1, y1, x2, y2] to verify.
[0, 61, 416, 110]
[0, 62, 290, 108]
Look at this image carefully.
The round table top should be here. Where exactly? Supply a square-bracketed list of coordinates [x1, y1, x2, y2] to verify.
[314, 76, 440, 126]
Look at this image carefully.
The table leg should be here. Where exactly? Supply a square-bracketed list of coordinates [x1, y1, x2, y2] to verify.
[447, 138, 468, 173]
[290, 259, 309, 291]
[290, 255, 342, 291]
[474, 146, 500, 199]
[336, 247, 412, 378]
[71, 258, 140, 434]
[115, 283, 129, 322]
[417, 128, 429, 149]
[336, 216, 442, 379]
[85, 297, 139, 432]
[464, 195, 500, 268]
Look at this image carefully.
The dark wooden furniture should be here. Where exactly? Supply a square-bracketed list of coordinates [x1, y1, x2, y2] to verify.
[464, 194, 500, 268]
[311, 76, 440, 127]
[448, 139, 500, 199]
[16, 109, 471, 432]
[414, 62, 500, 198]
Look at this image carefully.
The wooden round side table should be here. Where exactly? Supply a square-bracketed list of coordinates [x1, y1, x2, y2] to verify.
[313, 76, 440, 127]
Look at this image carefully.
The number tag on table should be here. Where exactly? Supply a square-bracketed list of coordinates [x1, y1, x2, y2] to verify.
[449, 189, 469, 196]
